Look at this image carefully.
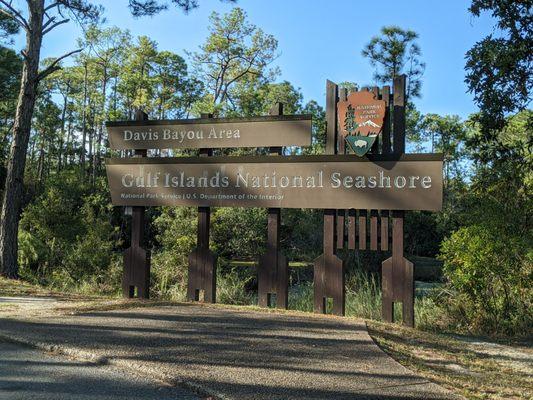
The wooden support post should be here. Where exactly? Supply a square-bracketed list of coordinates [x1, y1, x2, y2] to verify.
[123, 109, 150, 299]
[314, 210, 345, 316]
[381, 211, 414, 326]
[382, 75, 414, 327]
[258, 103, 288, 309]
[187, 113, 217, 303]
[314, 80, 345, 316]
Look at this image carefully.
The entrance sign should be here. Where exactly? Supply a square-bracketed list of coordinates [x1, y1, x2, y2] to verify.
[106, 154, 443, 211]
[337, 91, 386, 156]
[106, 114, 312, 150]
[107, 74, 442, 328]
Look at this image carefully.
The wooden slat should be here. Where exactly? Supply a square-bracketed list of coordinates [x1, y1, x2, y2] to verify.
[336, 209, 345, 249]
[337, 87, 347, 155]
[381, 85, 391, 154]
[370, 87, 380, 153]
[370, 210, 378, 250]
[325, 80, 338, 155]
[324, 209, 336, 255]
[380, 210, 389, 251]
[393, 75, 406, 154]
[358, 210, 367, 250]
[347, 209, 356, 249]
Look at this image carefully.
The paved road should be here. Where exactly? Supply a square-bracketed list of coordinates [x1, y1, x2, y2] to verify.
[0, 303, 459, 400]
[0, 340, 200, 400]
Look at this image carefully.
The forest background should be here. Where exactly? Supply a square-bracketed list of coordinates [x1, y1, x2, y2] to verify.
[0, 0, 530, 337]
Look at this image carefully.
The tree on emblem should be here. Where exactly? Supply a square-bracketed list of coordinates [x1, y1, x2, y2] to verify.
[344, 104, 357, 134]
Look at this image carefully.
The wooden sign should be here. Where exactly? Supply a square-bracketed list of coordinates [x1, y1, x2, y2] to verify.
[337, 91, 386, 156]
[106, 115, 312, 150]
[105, 154, 443, 211]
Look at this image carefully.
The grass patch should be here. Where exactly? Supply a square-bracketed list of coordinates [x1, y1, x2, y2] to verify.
[367, 321, 533, 400]
[0, 277, 61, 298]
[0, 276, 105, 301]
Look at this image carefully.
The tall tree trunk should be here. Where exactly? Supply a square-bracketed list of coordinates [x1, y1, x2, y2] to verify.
[57, 84, 70, 172]
[37, 137, 45, 183]
[112, 74, 118, 118]
[80, 62, 88, 174]
[92, 126, 98, 183]
[66, 115, 73, 165]
[94, 68, 107, 177]
[88, 108, 94, 183]
[0, 0, 45, 278]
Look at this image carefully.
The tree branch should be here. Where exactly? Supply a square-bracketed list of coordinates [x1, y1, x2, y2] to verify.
[42, 17, 69, 35]
[20, 49, 29, 62]
[0, 2, 29, 31]
[44, 2, 61, 12]
[37, 48, 82, 81]
[42, 15, 56, 30]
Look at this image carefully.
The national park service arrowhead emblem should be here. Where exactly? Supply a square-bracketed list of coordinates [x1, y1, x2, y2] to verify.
[337, 91, 386, 156]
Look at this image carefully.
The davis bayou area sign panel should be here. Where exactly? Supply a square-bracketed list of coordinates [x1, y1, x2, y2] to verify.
[106, 154, 443, 211]
[106, 115, 312, 149]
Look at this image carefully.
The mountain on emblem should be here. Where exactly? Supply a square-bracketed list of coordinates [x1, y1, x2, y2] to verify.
[360, 120, 381, 128]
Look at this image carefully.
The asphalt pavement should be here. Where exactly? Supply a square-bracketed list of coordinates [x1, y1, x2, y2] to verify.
[0, 302, 460, 399]
[0, 340, 200, 400]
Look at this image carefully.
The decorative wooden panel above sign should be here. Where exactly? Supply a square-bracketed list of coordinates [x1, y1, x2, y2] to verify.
[337, 91, 386, 156]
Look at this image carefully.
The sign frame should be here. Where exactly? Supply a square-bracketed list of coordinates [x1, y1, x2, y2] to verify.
[106, 114, 313, 150]
[105, 153, 443, 211]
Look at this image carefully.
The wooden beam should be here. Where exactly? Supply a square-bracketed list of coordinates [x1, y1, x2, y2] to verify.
[123, 109, 150, 299]
[187, 113, 217, 303]
[258, 103, 288, 309]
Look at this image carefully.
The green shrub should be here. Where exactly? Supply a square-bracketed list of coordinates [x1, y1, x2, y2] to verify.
[439, 224, 533, 336]
[17, 173, 120, 290]
[211, 207, 267, 259]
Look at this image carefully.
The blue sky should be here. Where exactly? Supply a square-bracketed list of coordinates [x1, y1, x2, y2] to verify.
[15, 0, 496, 119]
